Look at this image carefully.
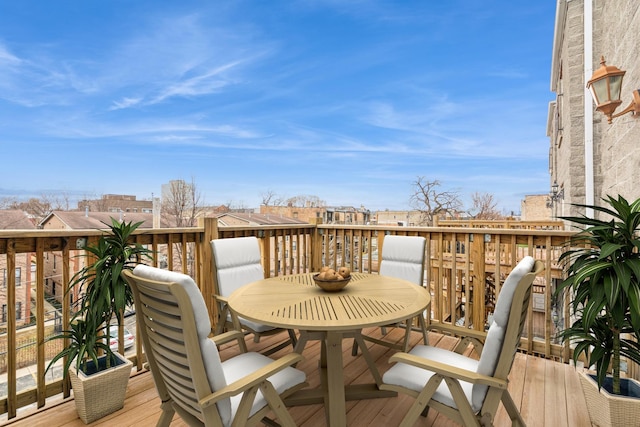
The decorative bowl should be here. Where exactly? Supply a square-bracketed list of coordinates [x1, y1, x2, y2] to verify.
[312, 274, 351, 292]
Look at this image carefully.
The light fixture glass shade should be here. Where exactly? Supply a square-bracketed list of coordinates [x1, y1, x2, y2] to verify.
[608, 75, 624, 102]
[589, 78, 608, 105]
[587, 57, 626, 123]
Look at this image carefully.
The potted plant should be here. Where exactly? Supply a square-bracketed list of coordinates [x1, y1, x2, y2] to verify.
[556, 195, 640, 427]
[46, 218, 152, 424]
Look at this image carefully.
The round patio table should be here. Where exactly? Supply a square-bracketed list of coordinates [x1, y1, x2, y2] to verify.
[227, 272, 430, 427]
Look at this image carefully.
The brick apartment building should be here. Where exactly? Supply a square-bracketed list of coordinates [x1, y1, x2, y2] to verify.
[260, 204, 371, 225]
[38, 211, 156, 304]
[77, 194, 153, 214]
[0, 210, 36, 329]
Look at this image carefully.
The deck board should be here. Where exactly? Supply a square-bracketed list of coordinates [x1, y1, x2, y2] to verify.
[3, 327, 591, 427]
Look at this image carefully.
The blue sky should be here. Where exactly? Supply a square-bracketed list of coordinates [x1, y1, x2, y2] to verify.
[0, 1, 555, 214]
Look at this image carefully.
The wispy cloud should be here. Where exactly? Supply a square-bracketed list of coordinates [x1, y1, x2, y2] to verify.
[149, 60, 245, 105]
[0, 1, 556, 212]
[0, 42, 21, 65]
[110, 97, 142, 110]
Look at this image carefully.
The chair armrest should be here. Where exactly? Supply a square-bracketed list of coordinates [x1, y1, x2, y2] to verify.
[428, 323, 487, 341]
[213, 294, 229, 306]
[388, 352, 506, 389]
[199, 353, 304, 408]
[427, 323, 487, 354]
[210, 330, 245, 346]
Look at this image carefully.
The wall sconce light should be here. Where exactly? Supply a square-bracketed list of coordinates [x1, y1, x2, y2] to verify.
[587, 56, 640, 124]
[546, 181, 564, 208]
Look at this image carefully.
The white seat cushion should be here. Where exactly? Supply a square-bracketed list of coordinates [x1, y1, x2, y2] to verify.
[222, 352, 306, 420]
[222, 312, 277, 333]
[239, 316, 278, 333]
[212, 237, 279, 334]
[474, 256, 534, 407]
[212, 237, 264, 297]
[379, 235, 426, 286]
[382, 345, 480, 412]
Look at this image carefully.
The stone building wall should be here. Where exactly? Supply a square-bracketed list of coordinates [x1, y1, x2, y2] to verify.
[550, 0, 640, 222]
[553, 0, 587, 220]
[595, 1, 640, 201]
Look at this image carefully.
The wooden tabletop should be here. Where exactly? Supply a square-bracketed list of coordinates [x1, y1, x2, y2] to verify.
[227, 272, 431, 331]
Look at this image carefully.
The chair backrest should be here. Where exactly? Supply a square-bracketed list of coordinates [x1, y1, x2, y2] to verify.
[123, 265, 233, 426]
[379, 235, 426, 286]
[472, 256, 544, 410]
[211, 236, 264, 297]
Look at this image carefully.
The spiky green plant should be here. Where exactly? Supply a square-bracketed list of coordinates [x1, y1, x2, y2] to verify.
[556, 195, 640, 395]
[46, 218, 152, 375]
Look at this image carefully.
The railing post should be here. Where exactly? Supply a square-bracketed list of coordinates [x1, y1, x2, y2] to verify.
[470, 233, 487, 331]
[7, 239, 17, 419]
[260, 230, 271, 278]
[309, 218, 323, 272]
[202, 217, 219, 329]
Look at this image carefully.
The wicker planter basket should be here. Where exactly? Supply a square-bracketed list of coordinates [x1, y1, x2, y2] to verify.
[69, 352, 133, 424]
[579, 370, 640, 427]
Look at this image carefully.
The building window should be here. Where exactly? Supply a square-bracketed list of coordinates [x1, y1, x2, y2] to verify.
[16, 302, 22, 320]
[15, 267, 21, 287]
[1, 304, 6, 323]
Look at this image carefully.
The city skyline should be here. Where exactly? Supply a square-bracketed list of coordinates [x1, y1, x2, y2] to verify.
[0, 1, 555, 213]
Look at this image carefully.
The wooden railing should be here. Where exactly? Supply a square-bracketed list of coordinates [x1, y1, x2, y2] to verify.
[0, 220, 613, 421]
[435, 218, 565, 230]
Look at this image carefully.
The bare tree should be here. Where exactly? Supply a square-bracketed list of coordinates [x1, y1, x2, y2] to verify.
[78, 193, 109, 212]
[260, 190, 285, 206]
[0, 194, 68, 222]
[409, 177, 462, 225]
[42, 192, 71, 211]
[0, 196, 18, 209]
[14, 198, 52, 222]
[160, 178, 204, 277]
[161, 178, 204, 227]
[285, 194, 325, 208]
[469, 192, 503, 220]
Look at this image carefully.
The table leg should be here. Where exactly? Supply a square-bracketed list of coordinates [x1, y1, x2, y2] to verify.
[325, 331, 347, 427]
[352, 331, 383, 386]
[284, 329, 396, 427]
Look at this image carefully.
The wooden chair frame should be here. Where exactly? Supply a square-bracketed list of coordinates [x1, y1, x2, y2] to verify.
[211, 237, 297, 356]
[354, 235, 429, 355]
[381, 260, 544, 427]
[122, 269, 307, 427]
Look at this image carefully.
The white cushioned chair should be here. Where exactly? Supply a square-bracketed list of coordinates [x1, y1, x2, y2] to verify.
[354, 235, 429, 355]
[211, 236, 297, 355]
[122, 265, 307, 427]
[381, 256, 544, 427]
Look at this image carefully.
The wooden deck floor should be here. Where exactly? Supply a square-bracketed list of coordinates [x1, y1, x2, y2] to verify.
[3, 327, 591, 427]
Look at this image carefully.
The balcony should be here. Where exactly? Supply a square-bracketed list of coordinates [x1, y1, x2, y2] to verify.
[0, 219, 625, 425]
[5, 326, 592, 426]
